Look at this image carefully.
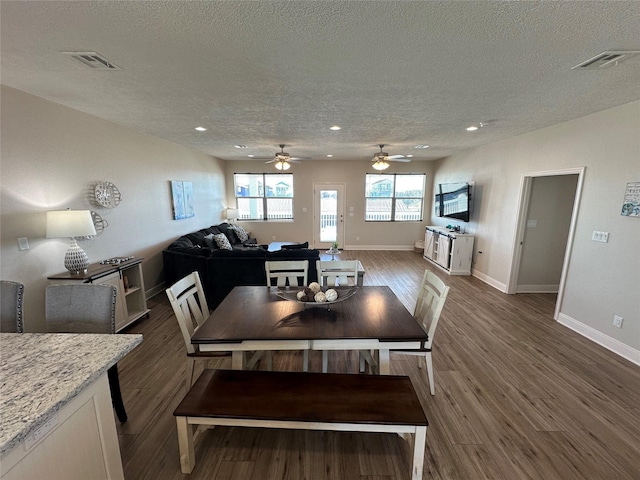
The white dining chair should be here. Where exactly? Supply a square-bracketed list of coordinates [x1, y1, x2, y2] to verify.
[265, 260, 308, 370]
[316, 260, 359, 373]
[316, 260, 359, 288]
[361, 269, 449, 394]
[166, 271, 236, 389]
[265, 260, 309, 288]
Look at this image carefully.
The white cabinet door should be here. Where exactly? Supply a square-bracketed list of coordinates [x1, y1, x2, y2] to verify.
[424, 229, 435, 261]
[435, 235, 451, 268]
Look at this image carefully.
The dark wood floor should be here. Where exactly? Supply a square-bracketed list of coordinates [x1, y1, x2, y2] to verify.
[116, 251, 640, 480]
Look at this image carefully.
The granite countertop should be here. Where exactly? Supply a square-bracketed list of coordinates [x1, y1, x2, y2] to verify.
[0, 333, 143, 455]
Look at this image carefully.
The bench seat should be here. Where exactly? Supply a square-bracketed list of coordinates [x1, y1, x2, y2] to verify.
[173, 369, 428, 479]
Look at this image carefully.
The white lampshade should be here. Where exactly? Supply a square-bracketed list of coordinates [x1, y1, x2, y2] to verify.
[226, 208, 239, 221]
[46, 210, 97, 238]
[46, 210, 96, 274]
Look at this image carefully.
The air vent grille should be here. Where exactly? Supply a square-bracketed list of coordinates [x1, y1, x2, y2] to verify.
[572, 51, 640, 70]
[61, 51, 121, 70]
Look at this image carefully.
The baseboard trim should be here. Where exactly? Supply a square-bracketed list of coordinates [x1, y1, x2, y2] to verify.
[146, 283, 166, 299]
[472, 269, 507, 293]
[516, 284, 559, 293]
[343, 245, 414, 251]
[557, 313, 640, 366]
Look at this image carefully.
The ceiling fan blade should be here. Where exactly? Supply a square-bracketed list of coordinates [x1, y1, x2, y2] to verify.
[387, 154, 406, 159]
[288, 156, 311, 161]
[389, 158, 411, 163]
[265, 159, 277, 164]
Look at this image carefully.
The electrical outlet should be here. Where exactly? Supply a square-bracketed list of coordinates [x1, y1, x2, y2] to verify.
[356, 236, 360, 241]
[613, 315, 623, 328]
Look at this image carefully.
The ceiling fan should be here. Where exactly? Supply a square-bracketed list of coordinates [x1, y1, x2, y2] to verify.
[371, 144, 411, 170]
[260, 144, 310, 170]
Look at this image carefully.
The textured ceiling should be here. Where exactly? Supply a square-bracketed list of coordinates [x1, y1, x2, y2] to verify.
[2, 1, 639, 164]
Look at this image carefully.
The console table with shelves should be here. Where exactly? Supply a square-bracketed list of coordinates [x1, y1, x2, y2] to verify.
[48, 257, 150, 332]
[424, 226, 474, 276]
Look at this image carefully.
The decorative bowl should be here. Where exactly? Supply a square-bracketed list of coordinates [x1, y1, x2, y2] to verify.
[275, 286, 358, 308]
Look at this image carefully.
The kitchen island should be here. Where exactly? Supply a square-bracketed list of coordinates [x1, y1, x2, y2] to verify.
[0, 333, 142, 479]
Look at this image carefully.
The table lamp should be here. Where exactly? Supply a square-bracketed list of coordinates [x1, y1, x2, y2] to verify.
[226, 208, 239, 222]
[46, 210, 97, 274]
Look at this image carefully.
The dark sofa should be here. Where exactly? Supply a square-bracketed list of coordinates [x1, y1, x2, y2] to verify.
[163, 223, 319, 308]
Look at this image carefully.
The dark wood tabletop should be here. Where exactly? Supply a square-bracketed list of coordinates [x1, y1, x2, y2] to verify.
[191, 285, 427, 345]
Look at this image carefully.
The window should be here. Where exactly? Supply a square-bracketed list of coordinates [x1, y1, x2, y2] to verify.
[234, 173, 293, 220]
[365, 173, 425, 221]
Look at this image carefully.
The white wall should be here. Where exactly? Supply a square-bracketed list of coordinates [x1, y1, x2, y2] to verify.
[432, 101, 640, 360]
[0, 86, 227, 332]
[224, 159, 435, 250]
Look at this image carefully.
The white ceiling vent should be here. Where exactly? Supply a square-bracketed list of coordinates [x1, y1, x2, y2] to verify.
[61, 51, 121, 70]
[572, 51, 640, 70]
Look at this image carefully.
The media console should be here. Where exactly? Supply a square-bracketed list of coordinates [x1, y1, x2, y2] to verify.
[424, 226, 474, 276]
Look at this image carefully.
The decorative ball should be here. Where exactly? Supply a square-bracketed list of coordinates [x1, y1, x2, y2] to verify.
[314, 291, 327, 302]
[303, 286, 312, 294]
[296, 291, 306, 301]
[308, 282, 321, 293]
[325, 289, 338, 302]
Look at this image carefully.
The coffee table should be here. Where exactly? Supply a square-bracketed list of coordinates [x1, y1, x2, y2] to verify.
[267, 241, 301, 251]
[191, 285, 427, 374]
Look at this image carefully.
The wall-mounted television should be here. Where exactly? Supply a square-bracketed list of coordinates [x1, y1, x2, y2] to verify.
[435, 182, 471, 222]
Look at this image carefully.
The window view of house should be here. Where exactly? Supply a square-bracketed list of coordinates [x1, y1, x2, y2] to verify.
[365, 174, 425, 221]
[234, 173, 293, 220]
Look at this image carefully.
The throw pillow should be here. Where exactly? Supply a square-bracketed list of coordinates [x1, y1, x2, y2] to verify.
[230, 224, 250, 243]
[213, 233, 232, 250]
[224, 228, 239, 245]
[203, 233, 216, 249]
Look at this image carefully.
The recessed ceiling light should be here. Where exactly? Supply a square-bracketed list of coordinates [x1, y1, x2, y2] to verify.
[247, 154, 255, 158]
[414, 145, 430, 149]
[195, 126, 207, 132]
[234, 145, 247, 149]
[329, 125, 341, 131]
[327, 154, 333, 158]
[466, 126, 479, 131]
[407, 154, 414, 158]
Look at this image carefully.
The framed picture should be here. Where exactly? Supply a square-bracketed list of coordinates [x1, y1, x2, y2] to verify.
[171, 181, 195, 220]
[620, 181, 640, 217]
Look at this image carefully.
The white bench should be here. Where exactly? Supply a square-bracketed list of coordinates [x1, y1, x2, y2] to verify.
[173, 369, 428, 480]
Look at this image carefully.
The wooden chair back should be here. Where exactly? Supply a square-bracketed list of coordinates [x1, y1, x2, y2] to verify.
[265, 260, 309, 287]
[316, 260, 359, 287]
[414, 270, 450, 349]
[165, 271, 210, 355]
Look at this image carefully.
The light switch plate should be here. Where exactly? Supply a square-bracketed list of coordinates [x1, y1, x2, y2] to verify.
[18, 237, 30, 250]
[591, 231, 609, 243]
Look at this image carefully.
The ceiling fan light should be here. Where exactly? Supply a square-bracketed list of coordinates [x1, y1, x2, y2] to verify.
[275, 160, 290, 170]
[373, 160, 389, 171]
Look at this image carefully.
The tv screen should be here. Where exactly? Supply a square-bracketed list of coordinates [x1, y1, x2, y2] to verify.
[435, 182, 470, 222]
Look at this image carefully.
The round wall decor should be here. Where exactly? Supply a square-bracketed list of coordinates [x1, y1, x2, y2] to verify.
[94, 181, 121, 208]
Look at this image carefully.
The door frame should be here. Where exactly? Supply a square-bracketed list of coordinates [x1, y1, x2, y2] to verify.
[312, 183, 346, 249]
[507, 167, 585, 320]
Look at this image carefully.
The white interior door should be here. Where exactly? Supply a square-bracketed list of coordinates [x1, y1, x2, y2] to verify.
[313, 184, 345, 249]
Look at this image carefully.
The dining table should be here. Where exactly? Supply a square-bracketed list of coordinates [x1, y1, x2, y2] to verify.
[191, 285, 428, 375]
